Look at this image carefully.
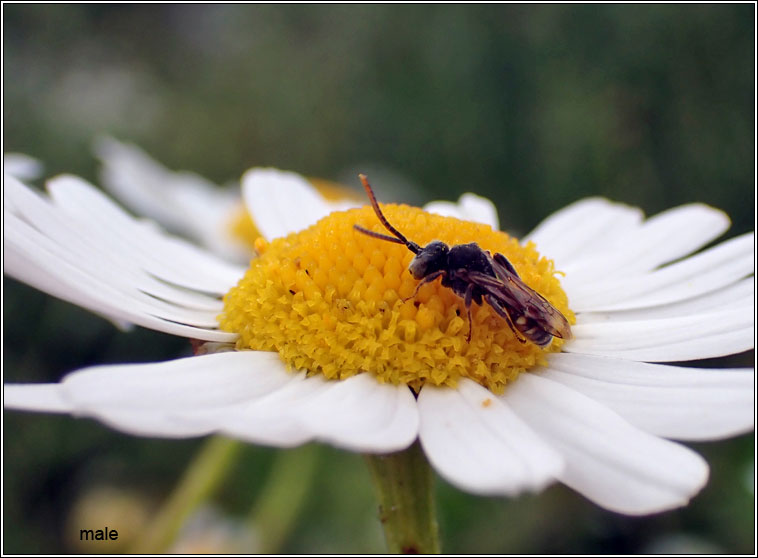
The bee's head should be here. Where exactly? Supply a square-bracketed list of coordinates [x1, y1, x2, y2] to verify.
[408, 241, 449, 279]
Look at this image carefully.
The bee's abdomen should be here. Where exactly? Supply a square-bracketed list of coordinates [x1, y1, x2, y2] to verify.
[515, 316, 553, 347]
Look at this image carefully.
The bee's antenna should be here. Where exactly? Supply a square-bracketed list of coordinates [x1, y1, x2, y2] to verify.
[358, 174, 421, 254]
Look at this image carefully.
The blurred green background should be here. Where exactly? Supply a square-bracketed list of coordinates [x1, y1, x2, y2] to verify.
[3, 4, 754, 554]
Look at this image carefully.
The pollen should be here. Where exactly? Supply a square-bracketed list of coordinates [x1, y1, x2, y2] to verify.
[219, 204, 574, 393]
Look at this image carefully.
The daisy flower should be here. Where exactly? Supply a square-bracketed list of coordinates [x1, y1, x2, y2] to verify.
[93, 136, 500, 264]
[3, 164, 754, 548]
[93, 136, 366, 262]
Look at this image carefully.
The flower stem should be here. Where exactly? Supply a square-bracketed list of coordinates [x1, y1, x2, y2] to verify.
[132, 435, 242, 553]
[364, 441, 440, 554]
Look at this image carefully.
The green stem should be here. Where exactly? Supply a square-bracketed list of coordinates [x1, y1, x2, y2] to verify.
[249, 444, 320, 553]
[364, 441, 440, 554]
[132, 436, 242, 553]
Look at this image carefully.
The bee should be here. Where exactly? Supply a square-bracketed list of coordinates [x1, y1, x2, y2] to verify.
[353, 174, 572, 346]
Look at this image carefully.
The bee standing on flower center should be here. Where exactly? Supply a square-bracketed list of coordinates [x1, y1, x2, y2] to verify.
[353, 174, 572, 346]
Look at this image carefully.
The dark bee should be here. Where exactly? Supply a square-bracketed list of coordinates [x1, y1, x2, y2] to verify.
[353, 174, 572, 346]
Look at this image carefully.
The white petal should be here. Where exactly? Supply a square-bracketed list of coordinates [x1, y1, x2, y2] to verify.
[459, 193, 499, 229]
[576, 277, 754, 323]
[524, 198, 644, 267]
[3, 352, 293, 437]
[95, 136, 249, 261]
[4, 201, 234, 341]
[209, 372, 316, 447]
[4, 174, 245, 340]
[424, 193, 500, 229]
[566, 306, 753, 361]
[46, 175, 245, 293]
[417, 379, 563, 496]
[4, 384, 73, 413]
[565, 233, 754, 311]
[538, 353, 755, 441]
[504, 373, 709, 515]
[563, 204, 731, 278]
[6, 188, 223, 323]
[242, 168, 337, 240]
[6, 175, 225, 309]
[4, 353, 419, 452]
[4, 153, 44, 180]
[94, 136, 221, 228]
[423, 201, 468, 220]
[216, 372, 419, 453]
[528, 200, 730, 279]
[604, 204, 731, 274]
[299, 373, 418, 453]
[4, 209, 235, 342]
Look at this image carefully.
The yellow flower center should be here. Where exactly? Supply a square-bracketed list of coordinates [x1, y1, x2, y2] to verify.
[219, 204, 574, 393]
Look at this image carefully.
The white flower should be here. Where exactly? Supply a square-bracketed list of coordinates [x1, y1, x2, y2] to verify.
[3, 164, 754, 516]
[93, 136, 250, 261]
[93, 137, 362, 262]
[93, 136, 499, 261]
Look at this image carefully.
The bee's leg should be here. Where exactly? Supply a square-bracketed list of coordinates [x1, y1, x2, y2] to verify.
[464, 283, 475, 343]
[485, 294, 527, 344]
[402, 270, 446, 302]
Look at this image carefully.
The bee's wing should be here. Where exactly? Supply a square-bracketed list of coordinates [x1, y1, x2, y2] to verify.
[469, 253, 572, 340]
[491, 252, 521, 278]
